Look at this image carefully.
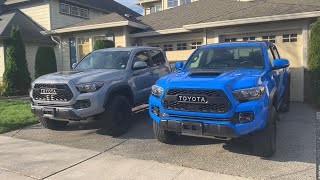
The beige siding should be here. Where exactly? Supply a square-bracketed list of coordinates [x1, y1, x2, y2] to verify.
[20, 1, 51, 30]
[0, 42, 4, 83]
[49, 0, 106, 29]
[165, 50, 194, 62]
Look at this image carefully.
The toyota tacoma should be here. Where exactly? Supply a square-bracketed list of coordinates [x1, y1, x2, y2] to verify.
[30, 47, 171, 136]
[149, 42, 290, 157]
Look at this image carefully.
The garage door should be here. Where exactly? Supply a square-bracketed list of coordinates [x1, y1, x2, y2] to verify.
[221, 30, 303, 102]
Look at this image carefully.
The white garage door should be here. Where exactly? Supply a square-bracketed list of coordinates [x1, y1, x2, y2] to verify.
[221, 30, 303, 102]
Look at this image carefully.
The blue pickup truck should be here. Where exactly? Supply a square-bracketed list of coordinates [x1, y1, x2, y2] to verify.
[149, 42, 290, 157]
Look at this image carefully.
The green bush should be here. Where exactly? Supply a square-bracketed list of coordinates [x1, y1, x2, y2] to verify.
[35, 47, 57, 78]
[93, 40, 115, 51]
[1, 26, 31, 96]
[308, 19, 320, 105]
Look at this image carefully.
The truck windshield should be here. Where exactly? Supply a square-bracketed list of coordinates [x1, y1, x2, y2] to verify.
[185, 46, 264, 70]
[75, 51, 131, 70]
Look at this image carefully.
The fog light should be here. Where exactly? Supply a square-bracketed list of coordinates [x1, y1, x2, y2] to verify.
[152, 106, 160, 116]
[238, 112, 254, 123]
[73, 99, 91, 109]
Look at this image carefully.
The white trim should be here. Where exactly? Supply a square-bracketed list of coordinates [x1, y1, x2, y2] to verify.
[129, 28, 190, 37]
[302, 25, 309, 68]
[183, 11, 320, 30]
[44, 21, 148, 34]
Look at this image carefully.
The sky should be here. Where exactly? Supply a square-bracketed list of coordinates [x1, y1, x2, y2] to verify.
[114, 0, 144, 14]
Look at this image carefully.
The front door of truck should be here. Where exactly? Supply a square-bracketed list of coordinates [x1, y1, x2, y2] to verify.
[131, 50, 154, 104]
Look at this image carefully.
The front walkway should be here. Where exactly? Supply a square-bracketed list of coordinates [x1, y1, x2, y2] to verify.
[0, 136, 248, 180]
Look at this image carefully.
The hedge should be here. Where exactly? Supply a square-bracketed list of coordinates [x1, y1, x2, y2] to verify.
[93, 40, 115, 51]
[308, 19, 320, 105]
[35, 47, 57, 78]
[1, 26, 31, 96]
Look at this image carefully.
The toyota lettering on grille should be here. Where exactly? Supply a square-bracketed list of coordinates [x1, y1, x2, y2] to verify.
[177, 95, 208, 103]
[40, 88, 57, 95]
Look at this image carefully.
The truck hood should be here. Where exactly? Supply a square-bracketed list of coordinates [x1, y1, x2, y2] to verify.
[162, 68, 266, 90]
[35, 69, 126, 85]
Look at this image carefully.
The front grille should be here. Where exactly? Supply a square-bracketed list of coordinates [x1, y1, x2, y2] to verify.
[162, 89, 231, 113]
[32, 84, 73, 102]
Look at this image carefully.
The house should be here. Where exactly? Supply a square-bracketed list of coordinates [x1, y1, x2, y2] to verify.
[1, 0, 320, 102]
[135, 0, 199, 15]
[0, 0, 140, 81]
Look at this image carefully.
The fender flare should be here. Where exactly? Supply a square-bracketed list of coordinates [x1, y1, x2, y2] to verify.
[104, 83, 134, 107]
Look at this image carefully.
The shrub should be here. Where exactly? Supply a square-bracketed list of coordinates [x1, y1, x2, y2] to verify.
[1, 26, 31, 96]
[35, 47, 57, 78]
[93, 40, 115, 51]
[308, 19, 320, 105]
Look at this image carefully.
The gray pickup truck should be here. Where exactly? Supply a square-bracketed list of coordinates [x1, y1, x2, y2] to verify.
[30, 47, 171, 136]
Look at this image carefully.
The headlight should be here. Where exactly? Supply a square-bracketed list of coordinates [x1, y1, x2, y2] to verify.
[233, 86, 265, 101]
[76, 82, 104, 93]
[151, 85, 164, 98]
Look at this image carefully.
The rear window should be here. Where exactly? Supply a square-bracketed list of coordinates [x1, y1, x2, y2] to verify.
[185, 46, 264, 70]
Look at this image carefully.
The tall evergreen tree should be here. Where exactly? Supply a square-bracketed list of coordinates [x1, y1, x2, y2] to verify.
[308, 19, 320, 105]
[1, 26, 31, 96]
[35, 47, 57, 78]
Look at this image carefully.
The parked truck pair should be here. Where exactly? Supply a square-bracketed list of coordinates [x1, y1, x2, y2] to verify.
[30, 42, 290, 157]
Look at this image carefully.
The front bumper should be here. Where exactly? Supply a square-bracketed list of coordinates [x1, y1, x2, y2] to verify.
[159, 119, 238, 138]
[31, 107, 83, 120]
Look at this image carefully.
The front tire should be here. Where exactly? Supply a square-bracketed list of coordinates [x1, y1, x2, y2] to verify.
[40, 117, 68, 130]
[153, 121, 177, 144]
[251, 106, 277, 157]
[98, 96, 132, 137]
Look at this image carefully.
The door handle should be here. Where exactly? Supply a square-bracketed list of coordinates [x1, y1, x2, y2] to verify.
[133, 73, 140, 76]
[149, 72, 154, 75]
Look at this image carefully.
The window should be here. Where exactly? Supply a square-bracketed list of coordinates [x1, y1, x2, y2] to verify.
[190, 42, 202, 49]
[283, 34, 297, 42]
[163, 44, 173, 51]
[133, 51, 151, 67]
[149, 50, 165, 66]
[78, 38, 91, 60]
[177, 43, 187, 50]
[267, 49, 275, 66]
[150, 5, 162, 13]
[180, 0, 191, 5]
[60, 3, 70, 14]
[168, 0, 178, 8]
[150, 45, 160, 47]
[271, 46, 280, 59]
[262, 35, 276, 43]
[60, 3, 89, 18]
[225, 38, 237, 42]
[243, 37, 256, 41]
[185, 46, 264, 70]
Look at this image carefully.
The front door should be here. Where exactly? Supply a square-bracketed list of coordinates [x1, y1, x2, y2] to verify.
[69, 38, 77, 69]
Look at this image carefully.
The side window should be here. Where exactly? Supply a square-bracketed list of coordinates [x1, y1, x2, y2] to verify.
[133, 51, 151, 67]
[267, 48, 275, 66]
[149, 50, 165, 67]
[271, 46, 280, 59]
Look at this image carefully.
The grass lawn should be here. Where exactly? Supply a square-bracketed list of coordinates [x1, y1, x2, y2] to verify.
[0, 99, 38, 134]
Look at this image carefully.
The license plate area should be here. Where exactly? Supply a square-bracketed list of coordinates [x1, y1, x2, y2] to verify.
[181, 121, 203, 135]
[42, 108, 55, 118]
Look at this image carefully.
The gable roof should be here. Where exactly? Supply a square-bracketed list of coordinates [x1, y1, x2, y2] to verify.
[136, 0, 320, 32]
[0, 9, 53, 44]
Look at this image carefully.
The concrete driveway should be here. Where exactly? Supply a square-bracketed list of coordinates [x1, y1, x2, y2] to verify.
[2, 103, 316, 179]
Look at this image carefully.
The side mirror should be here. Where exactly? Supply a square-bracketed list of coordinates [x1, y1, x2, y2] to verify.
[133, 61, 148, 70]
[175, 61, 183, 69]
[72, 63, 77, 69]
[273, 58, 290, 69]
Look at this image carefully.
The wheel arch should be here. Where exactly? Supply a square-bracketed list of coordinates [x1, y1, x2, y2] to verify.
[104, 84, 134, 107]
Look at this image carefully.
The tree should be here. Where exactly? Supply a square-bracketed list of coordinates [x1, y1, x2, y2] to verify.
[93, 40, 115, 51]
[308, 19, 320, 105]
[35, 47, 57, 78]
[1, 26, 31, 96]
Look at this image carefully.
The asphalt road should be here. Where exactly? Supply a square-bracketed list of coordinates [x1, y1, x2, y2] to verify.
[3, 103, 316, 179]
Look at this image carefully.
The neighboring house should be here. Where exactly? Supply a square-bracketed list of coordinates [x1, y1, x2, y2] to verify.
[135, 0, 199, 15]
[0, 0, 320, 102]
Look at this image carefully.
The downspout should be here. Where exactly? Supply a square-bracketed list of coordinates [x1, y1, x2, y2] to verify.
[51, 35, 63, 71]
